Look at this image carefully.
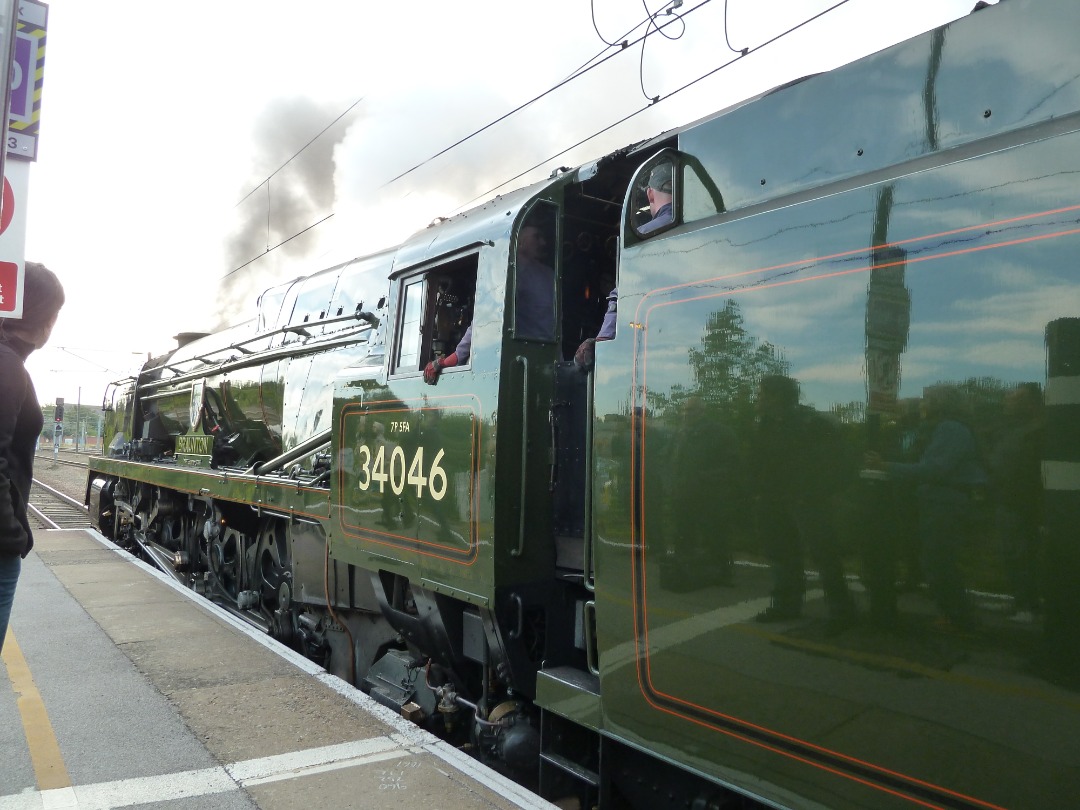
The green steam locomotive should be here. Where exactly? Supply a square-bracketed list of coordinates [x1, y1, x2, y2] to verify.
[88, 1, 1080, 806]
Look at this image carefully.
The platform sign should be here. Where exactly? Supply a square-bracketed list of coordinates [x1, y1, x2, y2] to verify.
[5, 0, 47, 162]
[0, 157, 29, 317]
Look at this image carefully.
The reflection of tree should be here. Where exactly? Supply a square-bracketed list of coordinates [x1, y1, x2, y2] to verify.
[831, 400, 866, 425]
[952, 376, 1013, 429]
[647, 299, 789, 419]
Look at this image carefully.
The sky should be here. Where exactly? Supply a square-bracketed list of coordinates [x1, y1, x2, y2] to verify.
[16, 0, 986, 410]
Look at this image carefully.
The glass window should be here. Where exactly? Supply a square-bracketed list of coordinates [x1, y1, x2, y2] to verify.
[396, 278, 424, 372]
[392, 253, 478, 375]
[682, 159, 725, 224]
[630, 157, 677, 238]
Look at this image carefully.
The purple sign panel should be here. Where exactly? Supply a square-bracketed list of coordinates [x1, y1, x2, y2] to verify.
[10, 35, 30, 119]
[6, 0, 47, 161]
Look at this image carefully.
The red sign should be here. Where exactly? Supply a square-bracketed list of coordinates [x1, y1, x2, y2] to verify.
[0, 261, 15, 312]
[0, 177, 13, 235]
[0, 160, 28, 318]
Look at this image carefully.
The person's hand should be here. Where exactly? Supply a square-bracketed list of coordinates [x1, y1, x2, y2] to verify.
[574, 338, 596, 372]
[423, 359, 442, 385]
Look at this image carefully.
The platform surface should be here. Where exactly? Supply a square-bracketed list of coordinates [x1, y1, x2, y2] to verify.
[1, 529, 556, 810]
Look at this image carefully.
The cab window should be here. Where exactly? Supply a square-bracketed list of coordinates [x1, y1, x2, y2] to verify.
[392, 252, 478, 375]
[630, 157, 677, 238]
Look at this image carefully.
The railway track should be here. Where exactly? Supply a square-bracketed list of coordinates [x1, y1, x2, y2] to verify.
[28, 476, 92, 530]
[34, 450, 93, 468]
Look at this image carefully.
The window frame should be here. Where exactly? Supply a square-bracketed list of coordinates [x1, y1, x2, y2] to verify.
[389, 247, 481, 378]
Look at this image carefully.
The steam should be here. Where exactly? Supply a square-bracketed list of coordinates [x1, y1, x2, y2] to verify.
[214, 68, 656, 332]
[215, 97, 356, 328]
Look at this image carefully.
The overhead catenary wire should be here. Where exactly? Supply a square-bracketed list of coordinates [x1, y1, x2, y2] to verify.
[591, 0, 632, 47]
[565, 15, 648, 81]
[638, 0, 687, 101]
[451, 0, 854, 214]
[724, 0, 748, 55]
[221, 213, 335, 280]
[381, 0, 714, 189]
[223, 97, 363, 278]
[234, 96, 365, 209]
[226, 0, 854, 278]
[223, 3, 690, 279]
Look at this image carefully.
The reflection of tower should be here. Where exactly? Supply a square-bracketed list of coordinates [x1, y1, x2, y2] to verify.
[922, 28, 945, 151]
[1042, 318, 1080, 674]
[862, 27, 939, 424]
[864, 187, 911, 417]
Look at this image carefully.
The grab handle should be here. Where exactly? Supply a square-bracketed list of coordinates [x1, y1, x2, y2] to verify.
[512, 355, 528, 556]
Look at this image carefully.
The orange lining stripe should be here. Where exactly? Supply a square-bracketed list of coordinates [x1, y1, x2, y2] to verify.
[336, 395, 483, 565]
[630, 202, 1080, 324]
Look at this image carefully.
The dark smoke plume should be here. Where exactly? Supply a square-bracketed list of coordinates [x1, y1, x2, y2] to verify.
[214, 97, 358, 328]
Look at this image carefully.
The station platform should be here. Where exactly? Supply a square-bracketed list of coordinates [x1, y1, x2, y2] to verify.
[1, 529, 557, 810]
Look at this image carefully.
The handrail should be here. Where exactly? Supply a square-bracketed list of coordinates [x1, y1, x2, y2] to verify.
[507, 593, 524, 640]
[512, 355, 528, 557]
[139, 310, 380, 392]
[584, 600, 599, 676]
[138, 322, 377, 394]
[583, 368, 596, 592]
[245, 429, 332, 476]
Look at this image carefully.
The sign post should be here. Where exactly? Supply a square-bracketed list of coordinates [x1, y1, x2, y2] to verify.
[0, 0, 17, 202]
[0, 0, 47, 319]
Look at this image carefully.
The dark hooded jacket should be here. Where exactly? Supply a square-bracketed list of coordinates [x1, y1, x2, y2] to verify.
[0, 336, 41, 558]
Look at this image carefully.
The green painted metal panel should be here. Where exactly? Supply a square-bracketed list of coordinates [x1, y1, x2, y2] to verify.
[594, 48, 1080, 810]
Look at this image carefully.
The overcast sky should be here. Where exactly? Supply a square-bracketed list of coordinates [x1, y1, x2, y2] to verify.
[18, 0, 983, 410]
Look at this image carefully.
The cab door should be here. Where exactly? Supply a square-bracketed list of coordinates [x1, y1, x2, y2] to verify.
[497, 201, 561, 581]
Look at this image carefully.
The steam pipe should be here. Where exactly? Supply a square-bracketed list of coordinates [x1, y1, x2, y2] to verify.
[246, 429, 332, 476]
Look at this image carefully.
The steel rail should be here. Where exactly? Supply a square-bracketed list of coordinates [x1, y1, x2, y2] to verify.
[32, 478, 89, 512]
[27, 502, 61, 530]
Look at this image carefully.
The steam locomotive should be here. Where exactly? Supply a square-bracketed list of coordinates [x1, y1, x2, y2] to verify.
[87, 1, 1080, 807]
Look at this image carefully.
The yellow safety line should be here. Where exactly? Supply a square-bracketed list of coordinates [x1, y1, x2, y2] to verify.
[2, 629, 73, 790]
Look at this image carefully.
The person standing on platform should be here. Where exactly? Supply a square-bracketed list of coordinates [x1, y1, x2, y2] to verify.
[0, 262, 65, 652]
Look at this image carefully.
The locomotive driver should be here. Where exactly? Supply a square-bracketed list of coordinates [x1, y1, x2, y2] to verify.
[424, 222, 554, 384]
[575, 161, 673, 371]
[423, 324, 472, 384]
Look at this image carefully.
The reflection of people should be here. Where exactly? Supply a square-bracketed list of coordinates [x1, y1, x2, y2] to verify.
[988, 383, 1043, 622]
[868, 385, 987, 630]
[663, 396, 738, 590]
[575, 162, 674, 372]
[1, 262, 66, 652]
[751, 375, 854, 630]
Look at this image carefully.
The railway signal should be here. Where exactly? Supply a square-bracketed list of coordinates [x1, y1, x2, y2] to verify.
[53, 397, 63, 458]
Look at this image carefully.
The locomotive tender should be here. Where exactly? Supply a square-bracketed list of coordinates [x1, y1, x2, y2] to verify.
[88, 2, 1080, 807]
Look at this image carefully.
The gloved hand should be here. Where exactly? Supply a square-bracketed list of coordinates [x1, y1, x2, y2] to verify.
[423, 359, 442, 385]
[574, 338, 596, 372]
